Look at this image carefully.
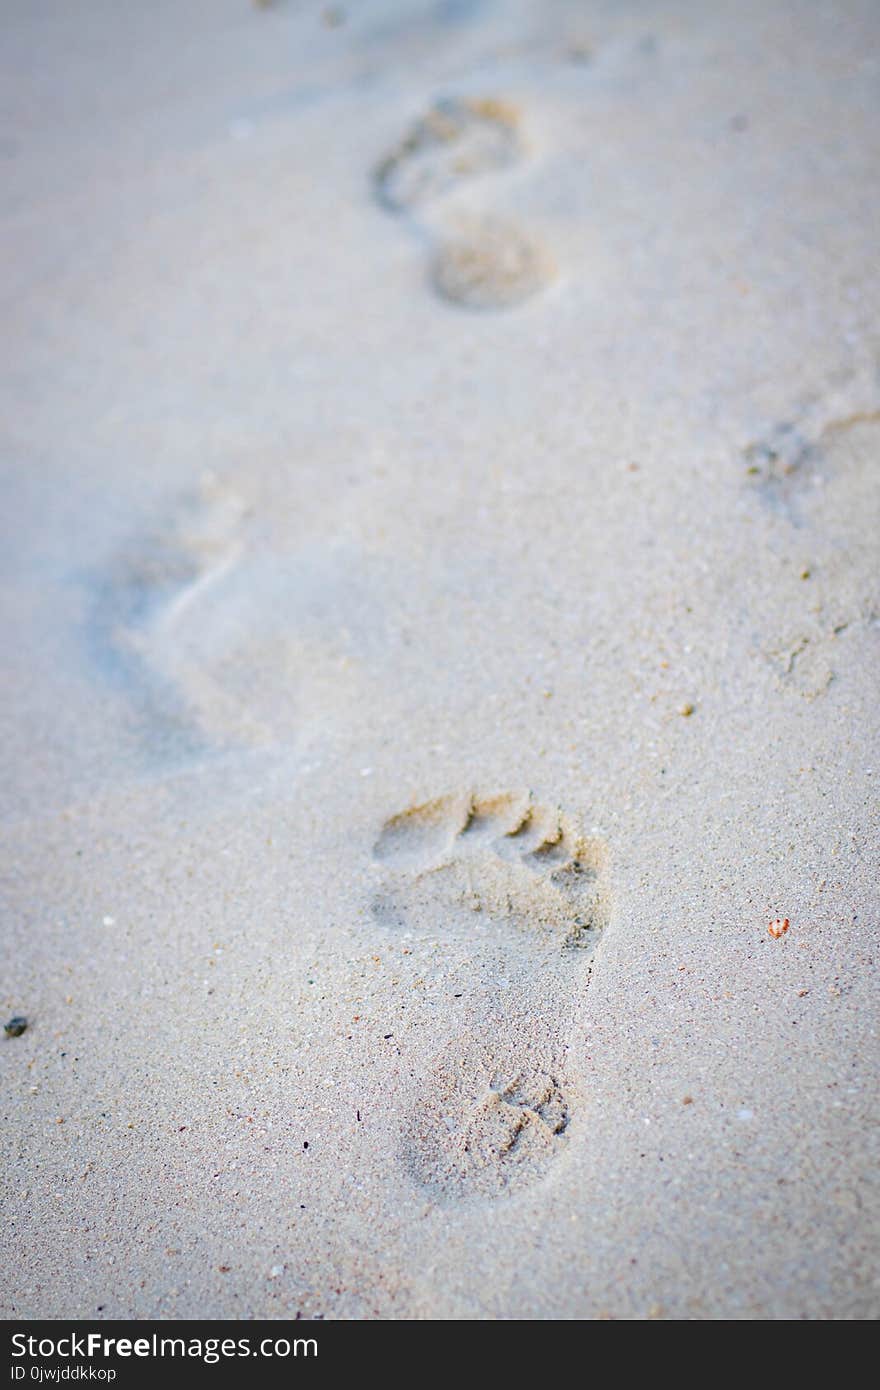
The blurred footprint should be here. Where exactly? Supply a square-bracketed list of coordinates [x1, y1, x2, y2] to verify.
[89, 475, 391, 761]
[745, 407, 880, 697]
[375, 97, 522, 211]
[373, 96, 555, 310]
[431, 217, 555, 310]
[90, 476, 257, 755]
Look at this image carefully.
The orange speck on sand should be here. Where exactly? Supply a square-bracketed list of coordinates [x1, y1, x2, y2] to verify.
[768, 917, 790, 939]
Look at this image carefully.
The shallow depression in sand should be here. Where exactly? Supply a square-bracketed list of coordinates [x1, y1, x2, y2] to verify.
[430, 221, 555, 310]
[371, 790, 611, 1199]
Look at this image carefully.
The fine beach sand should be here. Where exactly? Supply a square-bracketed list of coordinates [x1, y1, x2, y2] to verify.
[2, 0, 878, 1319]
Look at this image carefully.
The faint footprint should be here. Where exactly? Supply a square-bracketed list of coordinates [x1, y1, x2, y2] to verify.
[90, 475, 258, 752]
[763, 632, 836, 701]
[373, 97, 555, 310]
[375, 97, 522, 212]
[372, 790, 611, 1199]
[90, 476, 395, 757]
[746, 410, 880, 695]
[431, 217, 555, 311]
[743, 371, 880, 529]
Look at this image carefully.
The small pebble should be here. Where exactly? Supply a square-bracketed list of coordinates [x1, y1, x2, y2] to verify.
[4, 1016, 27, 1037]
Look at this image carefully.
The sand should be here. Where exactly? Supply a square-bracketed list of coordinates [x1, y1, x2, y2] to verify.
[1, 0, 878, 1320]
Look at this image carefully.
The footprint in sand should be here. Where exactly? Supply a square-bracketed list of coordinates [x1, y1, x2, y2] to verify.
[373, 97, 555, 311]
[745, 410, 880, 696]
[372, 791, 611, 1199]
[91, 476, 254, 752]
[91, 475, 392, 757]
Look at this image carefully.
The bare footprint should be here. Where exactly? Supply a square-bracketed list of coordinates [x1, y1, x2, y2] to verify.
[746, 410, 880, 695]
[745, 411, 879, 523]
[372, 790, 611, 1199]
[89, 476, 260, 752]
[89, 470, 398, 760]
[431, 218, 555, 311]
[373, 97, 554, 311]
[374, 97, 522, 212]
